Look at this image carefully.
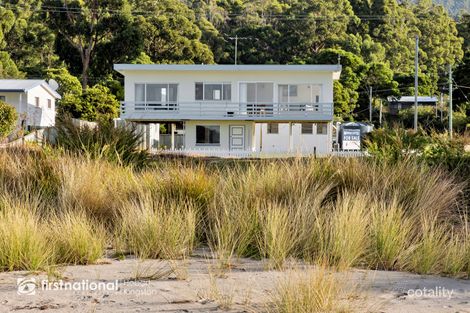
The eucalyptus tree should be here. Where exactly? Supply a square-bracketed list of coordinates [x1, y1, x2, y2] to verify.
[43, 0, 139, 88]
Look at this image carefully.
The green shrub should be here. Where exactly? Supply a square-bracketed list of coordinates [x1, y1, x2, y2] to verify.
[55, 116, 151, 168]
[0, 100, 18, 139]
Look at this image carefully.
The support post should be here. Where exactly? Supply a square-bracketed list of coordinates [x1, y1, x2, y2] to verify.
[379, 99, 383, 126]
[234, 34, 238, 65]
[414, 35, 419, 132]
[171, 123, 176, 150]
[440, 93, 443, 122]
[369, 87, 373, 122]
[449, 64, 453, 139]
[288, 122, 293, 153]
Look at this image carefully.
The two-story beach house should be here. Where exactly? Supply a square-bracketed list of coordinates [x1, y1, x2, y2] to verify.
[114, 64, 341, 156]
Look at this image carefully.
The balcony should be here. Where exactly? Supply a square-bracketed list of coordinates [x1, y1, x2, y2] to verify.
[120, 101, 334, 122]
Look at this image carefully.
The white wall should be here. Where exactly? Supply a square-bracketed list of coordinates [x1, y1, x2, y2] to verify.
[0, 87, 56, 128]
[0, 92, 23, 114]
[184, 120, 254, 150]
[122, 70, 335, 105]
[255, 123, 332, 153]
[26, 86, 56, 128]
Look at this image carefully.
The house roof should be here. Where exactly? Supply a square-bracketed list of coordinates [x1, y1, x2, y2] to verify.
[388, 96, 438, 103]
[114, 64, 342, 79]
[0, 79, 61, 98]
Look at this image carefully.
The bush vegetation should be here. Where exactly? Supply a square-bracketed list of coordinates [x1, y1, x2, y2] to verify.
[55, 116, 151, 168]
[0, 146, 468, 279]
[0, 100, 18, 139]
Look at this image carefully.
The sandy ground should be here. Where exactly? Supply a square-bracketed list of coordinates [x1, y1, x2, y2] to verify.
[0, 251, 469, 313]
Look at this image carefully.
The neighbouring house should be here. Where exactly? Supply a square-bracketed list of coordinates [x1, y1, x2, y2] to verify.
[114, 64, 342, 156]
[388, 96, 438, 115]
[0, 80, 61, 130]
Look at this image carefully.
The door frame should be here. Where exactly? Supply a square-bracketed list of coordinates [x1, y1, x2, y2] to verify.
[229, 125, 245, 151]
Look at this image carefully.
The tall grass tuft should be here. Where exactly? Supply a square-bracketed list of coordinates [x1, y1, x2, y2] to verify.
[369, 197, 414, 270]
[116, 196, 197, 259]
[271, 265, 343, 313]
[321, 193, 370, 269]
[407, 218, 448, 274]
[0, 196, 51, 271]
[257, 202, 298, 270]
[48, 210, 106, 265]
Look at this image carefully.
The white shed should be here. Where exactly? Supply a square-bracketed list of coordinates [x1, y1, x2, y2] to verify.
[0, 80, 61, 130]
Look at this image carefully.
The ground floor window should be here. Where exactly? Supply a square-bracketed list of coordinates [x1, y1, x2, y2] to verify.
[267, 123, 279, 134]
[196, 125, 220, 145]
[301, 123, 313, 134]
[317, 123, 328, 135]
[0, 96, 5, 102]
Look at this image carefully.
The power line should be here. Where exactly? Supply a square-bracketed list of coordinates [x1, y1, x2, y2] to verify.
[0, 2, 457, 21]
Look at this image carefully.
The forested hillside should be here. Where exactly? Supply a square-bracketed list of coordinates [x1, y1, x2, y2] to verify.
[0, 0, 468, 121]
[432, 0, 470, 15]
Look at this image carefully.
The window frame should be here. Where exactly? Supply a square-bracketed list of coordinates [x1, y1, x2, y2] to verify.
[277, 84, 322, 104]
[316, 123, 328, 135]
[267, 123, 279, 134]
[134, 83, 179, 104]
[195, 82, 231, 101]
[301, 123, 314, 134]
[196, 125, 221, 146]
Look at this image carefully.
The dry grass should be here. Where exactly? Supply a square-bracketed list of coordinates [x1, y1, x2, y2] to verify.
[116, 195, 197, 259]
[270, 265, 346, 313]
[0, 147, 468, 279]
[0, 195, 52, 271]
[48, 210, 106, 265]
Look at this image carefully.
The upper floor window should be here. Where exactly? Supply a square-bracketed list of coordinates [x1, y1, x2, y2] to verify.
[278, 84, 321, 103]
[195, 82, 231, 101]
[47, 99, 52, 109]
[135, 83, 178, 103]
[35, 97, 40, 107]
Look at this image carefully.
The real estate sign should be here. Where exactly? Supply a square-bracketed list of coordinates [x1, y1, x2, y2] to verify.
[341, 128, 361, 150]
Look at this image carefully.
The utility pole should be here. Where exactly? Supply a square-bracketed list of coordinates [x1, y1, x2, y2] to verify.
[369, 87, 373, 123]
[449, 64, 453, 139]
[440, 93, 443, 122]
[414, 35, 419, 132]
[379, 99, 383, 126]
[228, 35, 249, 65]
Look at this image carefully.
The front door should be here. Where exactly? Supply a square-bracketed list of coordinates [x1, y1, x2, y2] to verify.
[229, 125, 245, 150]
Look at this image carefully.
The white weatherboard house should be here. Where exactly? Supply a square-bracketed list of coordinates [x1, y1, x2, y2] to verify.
[0, 80, 61, 130]
[114, 64, 342, 156]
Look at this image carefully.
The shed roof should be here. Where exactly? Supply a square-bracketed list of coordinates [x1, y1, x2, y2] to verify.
[0, 80, 61, 98]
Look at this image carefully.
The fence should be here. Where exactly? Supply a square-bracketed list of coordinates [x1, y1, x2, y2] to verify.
[156, 148, 366, 159]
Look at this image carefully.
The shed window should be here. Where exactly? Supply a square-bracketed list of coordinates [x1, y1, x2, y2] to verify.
[0, 96, 5, 102]
[267, 123, 279, 134]
[196, 125, 220, 145]
[35, 97, 40, 107]
[47, 99, 52, 109]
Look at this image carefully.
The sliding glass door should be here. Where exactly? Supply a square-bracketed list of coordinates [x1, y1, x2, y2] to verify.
[239, 82, 274, 115]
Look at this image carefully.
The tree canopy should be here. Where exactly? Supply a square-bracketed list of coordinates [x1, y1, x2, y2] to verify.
[0, 0, 467, 122]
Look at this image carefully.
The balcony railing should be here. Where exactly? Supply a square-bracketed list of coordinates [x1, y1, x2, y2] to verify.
[120, 101, 334, 121]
